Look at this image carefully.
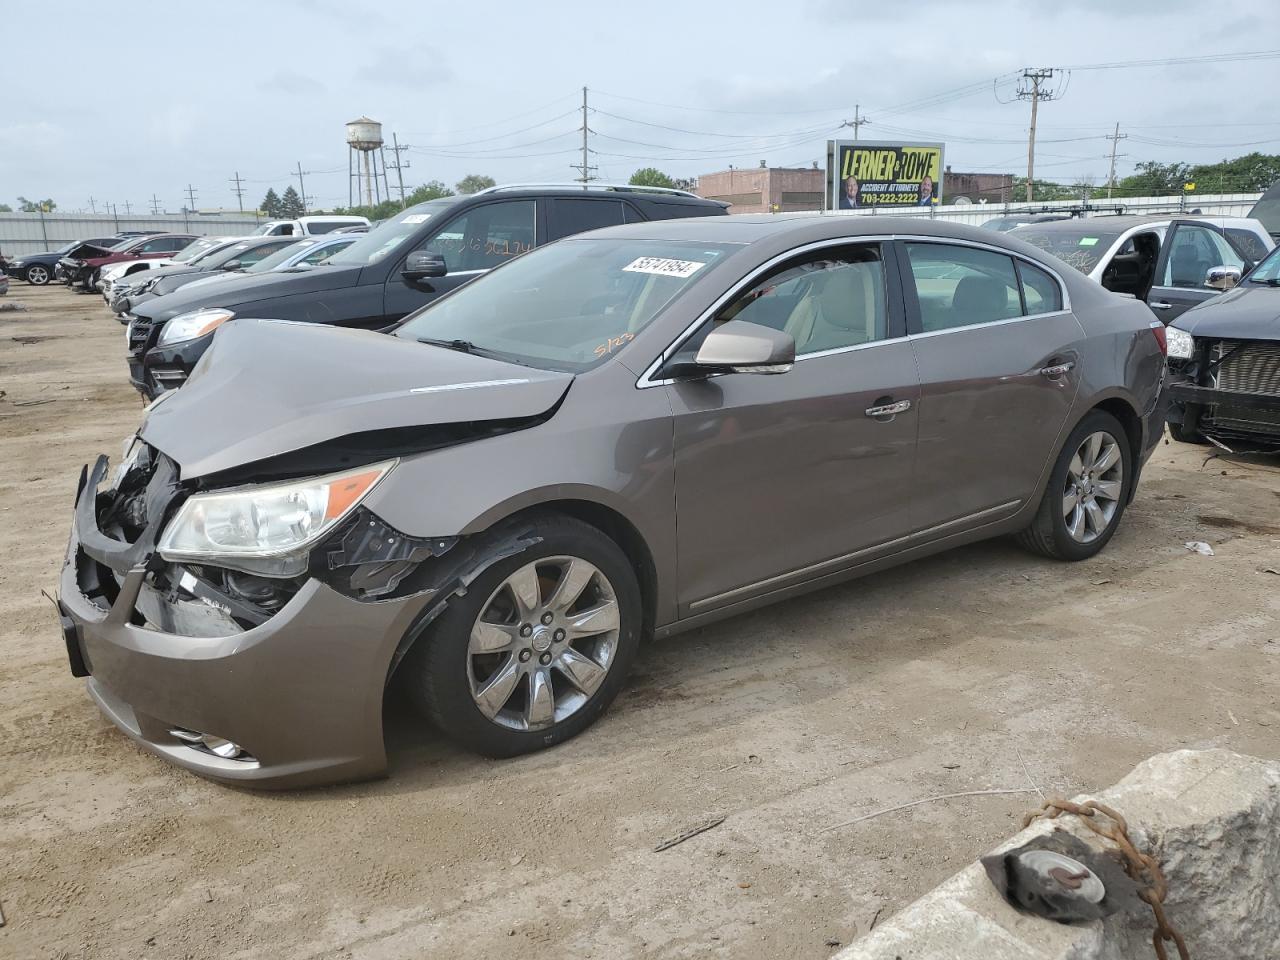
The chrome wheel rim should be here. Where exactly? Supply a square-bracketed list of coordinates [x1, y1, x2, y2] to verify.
[28, 265, 48, 284]
[1063, 431, 1123, 544]
[467, 556, 620, 731]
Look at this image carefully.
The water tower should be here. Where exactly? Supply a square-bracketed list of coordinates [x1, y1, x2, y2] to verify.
[346, 116, 391, 208]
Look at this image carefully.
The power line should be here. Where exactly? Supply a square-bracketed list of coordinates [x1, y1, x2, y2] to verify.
[389, 132, 411, 209]
[570, 86, 598, 185]
[841, 105, 870, 141]
[1015, 68, 1063, 201]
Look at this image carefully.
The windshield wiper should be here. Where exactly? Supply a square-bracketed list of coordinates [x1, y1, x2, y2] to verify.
[416, 337, 481, 353]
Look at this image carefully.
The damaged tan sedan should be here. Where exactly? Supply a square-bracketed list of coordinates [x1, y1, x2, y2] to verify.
[57, 216, 1167, 787]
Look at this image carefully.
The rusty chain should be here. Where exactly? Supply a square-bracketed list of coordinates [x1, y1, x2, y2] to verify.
[1023, 799, 1189, 960]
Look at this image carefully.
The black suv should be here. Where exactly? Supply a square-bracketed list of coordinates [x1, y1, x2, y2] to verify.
[124, 185, 729, 397]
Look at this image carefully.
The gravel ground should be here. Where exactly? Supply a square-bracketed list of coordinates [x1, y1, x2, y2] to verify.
[2, 282, 1278, 960]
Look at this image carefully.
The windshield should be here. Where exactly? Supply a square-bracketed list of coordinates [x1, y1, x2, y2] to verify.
[1247, 245, 1280, 282]
[1011, 226, 1125, 274]
[326, 200, 457, 267]
[394, 238, 736, 372]
[1248, 181, 1280, 239]
[173, 237, 227, 263]
[245, 238, 318, 273]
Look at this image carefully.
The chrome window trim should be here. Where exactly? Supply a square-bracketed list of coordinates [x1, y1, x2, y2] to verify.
[906, 308, 1074, 341]
[636, 233, 1072, 388]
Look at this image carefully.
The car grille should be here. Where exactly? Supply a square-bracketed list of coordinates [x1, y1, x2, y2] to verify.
[127, 316, 153, 355]
[1213, 340, 1280, 397]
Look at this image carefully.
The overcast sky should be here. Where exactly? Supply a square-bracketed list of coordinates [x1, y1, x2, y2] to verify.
[2, 0, 1277, 213]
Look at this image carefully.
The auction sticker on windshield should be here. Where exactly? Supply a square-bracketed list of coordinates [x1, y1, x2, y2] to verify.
[623, 257, 706, 278]
[1078, 237, 1099, 246]
[402, 214, 431, 225]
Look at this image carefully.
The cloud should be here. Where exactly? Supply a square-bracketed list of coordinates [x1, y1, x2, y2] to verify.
[355, 45, 453, 88]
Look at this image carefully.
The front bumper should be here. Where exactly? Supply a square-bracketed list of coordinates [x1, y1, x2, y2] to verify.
[58, 455, 429, 788]
[127, 317, 212, 398]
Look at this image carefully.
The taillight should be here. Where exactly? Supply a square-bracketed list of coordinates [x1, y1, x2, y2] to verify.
[1149, 319, 1167, 356]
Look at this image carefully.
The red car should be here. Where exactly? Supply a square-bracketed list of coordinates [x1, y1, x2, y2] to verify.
[59, 234, 196, 292]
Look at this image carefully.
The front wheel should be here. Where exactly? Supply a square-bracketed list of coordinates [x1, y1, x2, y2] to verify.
[1016, 410, 1132, 561]
[25, 264, 50, 285]
[406, 516, 642, 758]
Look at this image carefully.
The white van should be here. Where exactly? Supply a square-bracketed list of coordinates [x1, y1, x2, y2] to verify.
[252, 215, 370, 237]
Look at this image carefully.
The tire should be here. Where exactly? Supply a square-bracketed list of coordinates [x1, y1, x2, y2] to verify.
[25, 264, 50, 285]
[405, 515, 642, 758]
[1167, 421, 1208, 445]
[1016, 410, 1133, 561]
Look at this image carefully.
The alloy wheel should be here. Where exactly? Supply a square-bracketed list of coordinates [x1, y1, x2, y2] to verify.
[1062, 431, 1123, 544]
[467, 556, 620, 731]
[27, 265, 49, 285]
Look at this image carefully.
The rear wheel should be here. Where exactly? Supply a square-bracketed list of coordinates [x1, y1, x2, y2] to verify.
[25, 264, 50, 285]
[1017, 410, 1132, 561]
[406, 516, 642, 757]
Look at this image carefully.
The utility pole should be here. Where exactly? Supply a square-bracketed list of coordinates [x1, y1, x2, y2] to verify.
[570, 85, 597, 185]
[389, 133, 411, 208]
[150, 194, 162, 215]
[295, 162, 309, 214]
[841, 104, 871, 141]
[1105, 123, 1128, 199]
[184, 184, 198, 229]
[122, 200, 132, 215]
[1015, 68, 1060, 202]
[229, 171, 246, 212]
[88, 196, 97, 214]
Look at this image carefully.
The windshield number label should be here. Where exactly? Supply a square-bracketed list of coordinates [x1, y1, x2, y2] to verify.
[623, 257, 706, 278]
[1078, 237, 1099, 246]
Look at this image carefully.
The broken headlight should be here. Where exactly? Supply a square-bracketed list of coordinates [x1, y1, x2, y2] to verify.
[1165, 327, 1194, 360]
[158, 307, 234, 346]
[157, 461, 396, 576]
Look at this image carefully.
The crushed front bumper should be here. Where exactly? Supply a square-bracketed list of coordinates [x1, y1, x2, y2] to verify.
[1166, 381, 1280, 445]
[58, 455, 430, 788]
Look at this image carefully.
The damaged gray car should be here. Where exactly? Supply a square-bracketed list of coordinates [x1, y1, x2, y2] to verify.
[58, 216, 1166, 788]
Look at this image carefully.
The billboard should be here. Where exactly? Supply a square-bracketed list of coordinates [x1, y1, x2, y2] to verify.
[827, 140, 945, 209]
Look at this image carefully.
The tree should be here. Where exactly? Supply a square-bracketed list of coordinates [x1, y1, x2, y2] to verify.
[17, 196, 56, 213]
[1186, 152, 1280, 193]
[1113, 161, 1192, 198]
[405, 180, 455, 205]
[279, 186, 305, 218]
[629, 167, 677, 189]
[260, 188, 282, 217]
[455, 174, 496, 195]
[0, 203, 11, 212]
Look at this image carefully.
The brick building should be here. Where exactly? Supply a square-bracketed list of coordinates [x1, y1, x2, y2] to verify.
[696, 165, 826, 214]
[942, 168, 1015, 204]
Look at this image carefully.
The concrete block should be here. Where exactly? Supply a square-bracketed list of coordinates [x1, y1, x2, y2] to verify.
[835, 749, 1280, 960]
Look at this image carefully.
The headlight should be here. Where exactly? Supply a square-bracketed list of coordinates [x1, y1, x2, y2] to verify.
[158, 461, 395, 576]
[1166, 326, 1194, 360]
[157, 308, 234, 346]
[11, 260, 25, 268]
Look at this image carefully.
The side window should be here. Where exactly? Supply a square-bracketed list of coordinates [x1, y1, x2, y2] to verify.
[905, 243, 1021, 333]
[623, 203, 644, 223]
[1226, 227, 1268, 265]
[422, 200, 535, 272]
[1162, 225, 1243, 288]
[140, 237, 183, 253]
[164, 237, 192, 252]
[238, 241, 291, 265]
[549, 199, 626, 240]
[300, 242, 345, 265]
[682, 245, 887, 359]
[1016, 260, 1063, 314]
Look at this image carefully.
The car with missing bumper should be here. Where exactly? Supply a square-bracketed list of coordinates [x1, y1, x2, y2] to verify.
[60, 233, 197, 291]
[1165, 244, 1280, 447]
[6, 236, 132, 285]
[59, 215, 1165, 788]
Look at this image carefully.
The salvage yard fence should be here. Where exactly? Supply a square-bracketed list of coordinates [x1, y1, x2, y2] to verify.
[0, 212, 265, 257]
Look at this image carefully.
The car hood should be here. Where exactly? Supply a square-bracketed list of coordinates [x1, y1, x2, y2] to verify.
[1173, 284, 1280, 338]
[63, 242, 120, 261]
[140, 319, 573, 479]
[124, 262, 206, 283]
[129, 265, 365, 323]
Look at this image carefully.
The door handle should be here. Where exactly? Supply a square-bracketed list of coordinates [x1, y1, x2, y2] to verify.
[1039, 361, 1075, 378]
[1149, 300, 1173, 310]
[865, 399, 912, 418]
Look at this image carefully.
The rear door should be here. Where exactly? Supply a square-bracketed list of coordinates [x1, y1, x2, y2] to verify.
[382, 199, 537, 322]
[901, 240, 1083, 533]
[1148, 220, 1246, 322]
[547, 198, 628, 240]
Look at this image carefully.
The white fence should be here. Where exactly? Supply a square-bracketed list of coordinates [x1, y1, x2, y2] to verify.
[0, 212, 266, 256]
[826, 192, 1263, 227]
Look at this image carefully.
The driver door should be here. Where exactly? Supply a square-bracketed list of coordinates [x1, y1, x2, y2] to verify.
[665, 242, 921, 615]
[382, 199, 539, 322]
[1148, 220, 1246, 322]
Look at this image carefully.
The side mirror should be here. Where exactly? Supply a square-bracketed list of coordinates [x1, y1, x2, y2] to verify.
[693, 320, 795, 374]
[221, 260, 242, 271]
[1205, 265, 1241, 291]
[402, 251, 448, 281]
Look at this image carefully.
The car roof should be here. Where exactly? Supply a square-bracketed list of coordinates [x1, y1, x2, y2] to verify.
[579, 213, 1045, 245]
